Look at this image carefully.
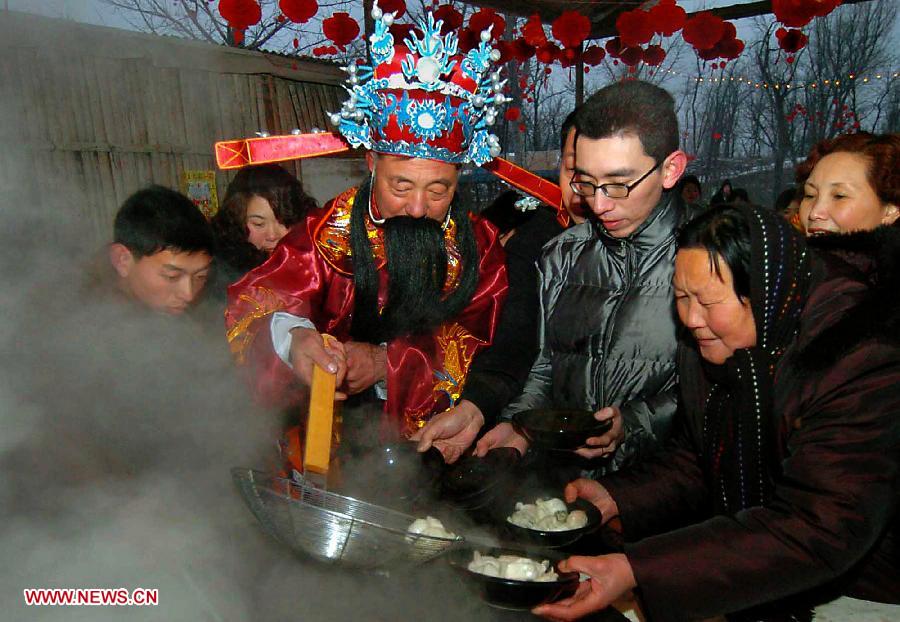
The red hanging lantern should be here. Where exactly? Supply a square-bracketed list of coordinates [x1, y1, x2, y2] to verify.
[582, 45, 606, 66]
[682, 12, 725, 50]
[605, 37, 623, 59]
[518, 123, 527, 133]
[776, 27, 808, 53]
[718, 38, 744, 60]
[712, 132, 723, 141]
[616, 10, 654, 48]
[510, 39, 535, 63]
[772, 0, 840, 29]
[522, 14, 548, 47]
[389, 23, 418, 42]
[456, 28, 479, 53]
[504, 107, 522, 122]
[642, 45, 666, 66]
[323, 12, 359, 49]
[620, 46, 643, 67]
[536, 43, 560, 64]
[279, 0, 317, 24]
[219, 0, 261, 30]
[378, 0, 407, 18]
[433, 5, 463, 35]
[469, 8, 505, 39]
[552, 11, 591, 49]
[648, 0, 686, 37]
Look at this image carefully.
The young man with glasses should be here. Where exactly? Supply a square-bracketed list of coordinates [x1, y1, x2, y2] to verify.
[478, 80, 693, 479]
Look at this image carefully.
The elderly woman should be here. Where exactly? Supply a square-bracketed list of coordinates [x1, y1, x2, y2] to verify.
[535, 205, 900, 621]
[796, 132, 898, 235]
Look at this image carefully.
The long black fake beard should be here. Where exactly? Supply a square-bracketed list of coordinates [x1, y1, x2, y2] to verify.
[349, 180, 478, 343]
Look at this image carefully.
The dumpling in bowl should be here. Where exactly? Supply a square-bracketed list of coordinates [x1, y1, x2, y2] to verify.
[467, 551, 559, 582]
[508, 498, 588, 532]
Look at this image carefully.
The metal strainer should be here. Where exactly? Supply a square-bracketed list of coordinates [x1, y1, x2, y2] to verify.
[231, 467, 463, 569]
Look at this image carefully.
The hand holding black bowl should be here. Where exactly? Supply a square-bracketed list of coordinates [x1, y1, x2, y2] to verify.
[512, 409, 614, 452]
[446, 546, 579, 610]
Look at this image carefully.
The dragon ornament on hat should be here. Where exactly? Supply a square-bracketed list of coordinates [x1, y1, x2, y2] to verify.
[329, 1, 508, 166]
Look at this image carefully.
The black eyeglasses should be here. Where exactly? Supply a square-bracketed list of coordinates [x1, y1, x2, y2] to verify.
[569, 161, 661, 199]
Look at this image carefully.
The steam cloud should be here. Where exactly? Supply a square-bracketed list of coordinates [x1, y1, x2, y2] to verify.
[0, 37, 507, 622]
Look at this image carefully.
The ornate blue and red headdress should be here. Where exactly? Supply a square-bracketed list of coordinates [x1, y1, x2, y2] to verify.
[329, 2, 508, 166]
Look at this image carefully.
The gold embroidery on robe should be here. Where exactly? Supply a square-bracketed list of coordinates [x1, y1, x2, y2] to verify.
[404, 323, 487, 434]
[226, 287, 284, 364]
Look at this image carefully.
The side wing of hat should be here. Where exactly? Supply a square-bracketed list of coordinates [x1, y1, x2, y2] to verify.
[215, 132, 350, 169]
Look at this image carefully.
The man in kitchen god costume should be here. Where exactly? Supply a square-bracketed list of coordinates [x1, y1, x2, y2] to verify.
[225, 4, 509, 444]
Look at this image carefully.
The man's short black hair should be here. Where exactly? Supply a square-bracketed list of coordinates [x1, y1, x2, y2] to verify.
[114, 185, 214, 258]
[574, 80, 679, 163]
[559, 108, 579, 152]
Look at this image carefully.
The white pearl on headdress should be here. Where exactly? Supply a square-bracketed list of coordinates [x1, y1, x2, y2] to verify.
[472, 95, 485, 108]
[349, 75, 359, 85]
[347, 64, 357, 74]
[480, 29, 492, 43]
[371, 6, 383, 20]
[383, 13, 394, 26]
[417, 111, 436, 129]
[494, 94, 506, 105]
[489, 145, 502, 157]
[416, 56, 440, 83]
[487, 135, 499, 146]
[329, 113, 341, 126]
[489, 49, 501, 61]
[491, 71, 501, 84]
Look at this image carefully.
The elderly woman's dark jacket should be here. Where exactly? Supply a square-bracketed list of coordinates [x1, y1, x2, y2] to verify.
[599, 227, 900, 621]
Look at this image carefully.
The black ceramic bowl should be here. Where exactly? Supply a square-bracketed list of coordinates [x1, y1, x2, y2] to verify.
[501, 497, 602, 549]
[446, 546, 579, 610]
[512, 409, 613, 451]
[439, 447, 521, 511]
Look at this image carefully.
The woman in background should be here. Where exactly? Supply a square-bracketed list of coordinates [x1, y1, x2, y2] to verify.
[795, 132, 898, 235]
[209, 164, 316, 300]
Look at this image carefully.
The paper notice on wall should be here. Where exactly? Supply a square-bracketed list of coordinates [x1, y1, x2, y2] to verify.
[180, 170, 219, 220]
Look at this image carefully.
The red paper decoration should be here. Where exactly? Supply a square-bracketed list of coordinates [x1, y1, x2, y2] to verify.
[504, 107, 522, 122]
[433, 5, 463, 35]
[322, 12, 359, 49]
[582, 45, 606, 66]
[648, 0, 686, 36]
[469, 8, 505, 39]
[522, 14, 548, 47]
[378, 0, 407, 18]
[219, 0, 261, 30]
[616, 10, 654, 47]
[552, 11, 591, 49]
[683, 12, 725, 50]
[279, 0, 317, 24]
